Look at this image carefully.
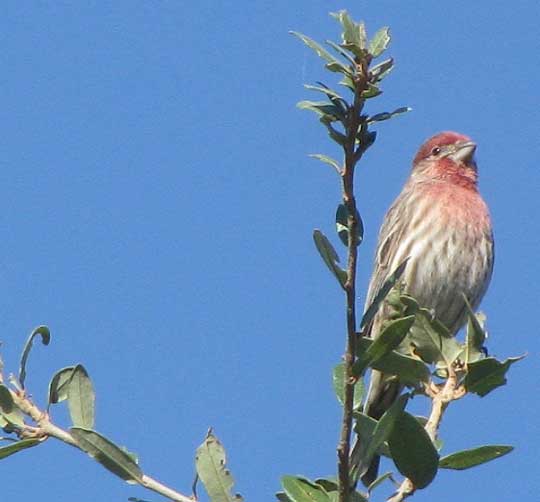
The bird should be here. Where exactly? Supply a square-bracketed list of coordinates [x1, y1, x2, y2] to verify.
[357, 131, 494, 486]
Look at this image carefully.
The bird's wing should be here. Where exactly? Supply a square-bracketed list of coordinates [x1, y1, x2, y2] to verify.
[363, 188, 412, 312]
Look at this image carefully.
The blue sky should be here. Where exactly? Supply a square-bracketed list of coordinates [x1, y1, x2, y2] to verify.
[1, 2, 539, 501]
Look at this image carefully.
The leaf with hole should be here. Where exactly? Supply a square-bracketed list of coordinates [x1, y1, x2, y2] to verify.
[196, 431, 244, 502]
[19, 325, 50, 389]
[71, 427, 142, 484]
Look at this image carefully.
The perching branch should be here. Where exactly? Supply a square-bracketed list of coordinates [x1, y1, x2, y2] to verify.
[388, 366, 466, 502]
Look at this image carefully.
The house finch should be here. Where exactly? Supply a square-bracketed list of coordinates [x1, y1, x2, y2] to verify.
[357, 131, 494, 485]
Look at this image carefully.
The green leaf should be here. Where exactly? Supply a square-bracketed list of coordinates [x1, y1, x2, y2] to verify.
[289, 31, 337, 64]
[463, 295, 487, 364]
[304, 83, 345, 102]
[309, 154, 341, 173]
[339, 73, 356, 93]
[325, 40, 357, 66]
[297, 100, 344, 121]
[0, 438, 40, 459]
[409, 309, 463, 365]
[0, 385, 14, 414]
[352, 394, 409, 482]
[67, 365, 95, 429]
[370, 58, 394, 82]
[196, 431, 244, 502]
[335, 204, 363, 248]
[313, 230, 347, 288]
[369, 27, 391, 58]
[368, 107, 411, 124]
[332, 363, 364, 410]
[19, 325, 51, 389]
[439, 445, 513, 470]
[276, 492, 294, 502]
[71, 427, 142, 484]
[361, 84, 382, 99]
[360, 259, 408, 331]
[281, 476, 330, 502]
[353, 316, 415, 377]
[48, 366, 76, 407]
[356, 337, 430, 385]
[0, 385, 24, 428]
[367, 471, 393, 493]
[388, 411, 439, 489]
[325, 61, 353, 75]
[320, 118, 347, 145]
[463, 356, 525, 397]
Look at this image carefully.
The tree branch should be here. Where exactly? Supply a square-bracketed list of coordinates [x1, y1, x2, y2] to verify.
[10, 389, 194, 502]
[337, 63, 370, 502]
[387, 366, 466, 502]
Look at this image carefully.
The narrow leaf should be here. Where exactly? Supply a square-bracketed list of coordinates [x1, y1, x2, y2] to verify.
[0, 385, 14, 414]
[289, 31, 336, 64]
[352, 394, 409, 482]
[48, 366, 76, 407]
[281, 475, 329, 502]
[304, 83, 344, 101]
[369, 27, 391, 58]
[335, 204, 363, 248]
[276, 492, 294, 502]
[19, 325, 51, 389]
[360, 259, 408, 330]
[388, 411, 439, 489]
[439, 445, 513, 470]
[367, 471, 394, 493]
[332, 363, 364, 410]
[464, 356, 525, 397]
[67, 365, 95, 429]
[313, 230, 347, 288]
[370, 58, 394, 82]
[0, 438, 41, 459]
[356, 337, 430, 385]
[297, 100, 344, 121]
[361, 84, 382, 99]
[309, 154, 341, 173]
[71, 427, 142, 484]
[196, 431, 244, 502]
[368, 107, 411, 124]
[353, 315, 415, 377]
[325, 40, 356, 65]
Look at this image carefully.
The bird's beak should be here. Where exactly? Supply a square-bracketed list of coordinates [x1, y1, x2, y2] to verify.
[449, 141, 476, 163]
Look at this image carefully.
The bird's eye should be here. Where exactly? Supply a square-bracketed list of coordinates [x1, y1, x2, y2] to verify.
[431, 147, 442, 156]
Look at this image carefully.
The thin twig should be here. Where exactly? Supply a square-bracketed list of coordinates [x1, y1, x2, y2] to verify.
[10, 389, 194, 502]
[387, 366, 466, 502]
[336, 62, 371, 502]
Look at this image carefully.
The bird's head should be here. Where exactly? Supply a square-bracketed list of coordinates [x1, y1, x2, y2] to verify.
[412, 131, 478, 188]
